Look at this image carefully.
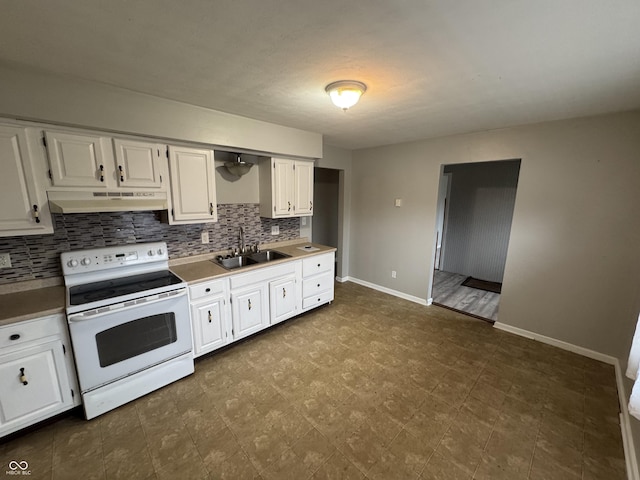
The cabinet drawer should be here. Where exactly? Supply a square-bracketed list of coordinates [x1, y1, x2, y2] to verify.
[302, 253, 334, 278]
[189, 279, 225, 301]
[302, 272, 334, 298]
[302, 289, 334, 310]
[0, 315, 64, 350]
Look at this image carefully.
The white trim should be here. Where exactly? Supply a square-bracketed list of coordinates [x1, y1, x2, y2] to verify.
[335, 276, 350, 283]
[493, 322, 616, 364]
[427, 297, 433, 306]
[347, 277, 428, 306]
[493, 322, 639, 480]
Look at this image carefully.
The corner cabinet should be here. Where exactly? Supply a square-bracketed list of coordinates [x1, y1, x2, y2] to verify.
[0, 314, 80, 438]
[0, 124, 53, 237]
[259, 157, 314, 218]
[167, 145, 218, 224]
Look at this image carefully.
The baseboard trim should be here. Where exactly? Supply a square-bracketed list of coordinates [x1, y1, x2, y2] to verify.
[335, 276, 350, 283]
[493, 322, 616, 364]
[493, 322, 639, 480]
[347, 277, 428, 306]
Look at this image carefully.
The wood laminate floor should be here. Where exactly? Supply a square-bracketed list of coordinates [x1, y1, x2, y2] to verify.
[432, 270, 500, 322]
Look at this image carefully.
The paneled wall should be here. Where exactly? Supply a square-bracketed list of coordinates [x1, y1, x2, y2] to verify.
[441, 160, 521, 282]
[0, 204, 299, 285]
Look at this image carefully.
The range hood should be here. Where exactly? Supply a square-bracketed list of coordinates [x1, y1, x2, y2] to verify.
[48, 190, 168, 214]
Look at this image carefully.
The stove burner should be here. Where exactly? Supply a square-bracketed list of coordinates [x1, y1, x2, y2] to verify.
[69, 270, 184, 306]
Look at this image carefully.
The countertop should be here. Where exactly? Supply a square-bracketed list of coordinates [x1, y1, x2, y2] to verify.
[0, 285, 66, 327]
[0, 240, 336, 327]
[170, 241, 336, 284]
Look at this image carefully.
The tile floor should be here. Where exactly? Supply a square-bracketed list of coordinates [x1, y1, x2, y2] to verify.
[0, 282, 626, 479]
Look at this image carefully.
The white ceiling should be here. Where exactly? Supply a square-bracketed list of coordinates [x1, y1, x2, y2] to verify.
[2, 1, 640, 150]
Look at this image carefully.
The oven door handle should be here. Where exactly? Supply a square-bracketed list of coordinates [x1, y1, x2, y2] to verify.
[67, 289, 187, 322]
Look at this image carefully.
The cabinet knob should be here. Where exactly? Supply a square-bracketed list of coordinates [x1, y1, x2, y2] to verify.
[205, 288, 211, 293]
[288, 201, 291, 212]
[33, 205, 40, 223]
[9, 334, 20, 341]
[317, 283, 320, 288]
[19, 367, 28, 386]
[209, 203, 215, 216]
[99, 164, 104, 182]
[118, 165, 125, 182]
[283, 288, 286, 298]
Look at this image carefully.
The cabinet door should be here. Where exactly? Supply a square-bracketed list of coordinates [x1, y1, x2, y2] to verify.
[231, 284, 268, 340]
[270, 275, 298, 325]
[294, 161, 314, 216]
[0, 125, 52, 236]
[168, 146, 217, 224]
[191, 296, 227, 357]
[0, 340, 71, 430]
[45, 131, 110, 187]
[113, 139, 164, 189]
[272, 158, 294, 217]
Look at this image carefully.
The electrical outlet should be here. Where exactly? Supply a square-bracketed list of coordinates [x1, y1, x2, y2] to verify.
[391, 270, 397, 279]
[0, 253, 11, 268]
[201, 231, 210, 244]
[271, 225, 280, 235]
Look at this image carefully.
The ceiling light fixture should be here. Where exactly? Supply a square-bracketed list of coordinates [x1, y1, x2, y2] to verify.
[224, 153, 253, 177]
[325, 80, 367, 111]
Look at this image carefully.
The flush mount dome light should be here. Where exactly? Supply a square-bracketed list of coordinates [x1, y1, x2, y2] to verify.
[325, 80, 367, 111]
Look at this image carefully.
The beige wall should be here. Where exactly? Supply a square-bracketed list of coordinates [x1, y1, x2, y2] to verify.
[351, 110, 640, 363]
[0, 64, 322, 159]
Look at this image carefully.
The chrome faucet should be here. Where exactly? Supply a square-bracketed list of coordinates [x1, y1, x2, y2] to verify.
[238, 226, 245, 254]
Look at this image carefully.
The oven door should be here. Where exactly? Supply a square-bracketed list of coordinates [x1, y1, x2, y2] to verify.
[67, 289, 192, 393]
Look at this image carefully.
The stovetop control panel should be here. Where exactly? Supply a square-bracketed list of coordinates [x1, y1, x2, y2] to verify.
[61, 242, 168, 275]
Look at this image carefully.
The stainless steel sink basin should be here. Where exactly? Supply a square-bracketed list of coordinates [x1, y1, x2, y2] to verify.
[248, 250, 291, 263]
[214, 255, 258, 270]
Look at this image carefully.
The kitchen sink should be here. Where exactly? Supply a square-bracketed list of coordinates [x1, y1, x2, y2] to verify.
[215, 255, 258, 270]
[248, 250, 291, 263]
[213, 250, 290, 270]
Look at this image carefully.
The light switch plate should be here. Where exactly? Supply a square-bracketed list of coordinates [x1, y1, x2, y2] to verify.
[201, 231, 210, 244]
[271, 225, 280, 235]
[0, 253, 11, 268]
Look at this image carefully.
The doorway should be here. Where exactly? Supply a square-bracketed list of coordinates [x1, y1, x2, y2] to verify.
[432, 159, 521, 322]
[311, 167, 340, 276]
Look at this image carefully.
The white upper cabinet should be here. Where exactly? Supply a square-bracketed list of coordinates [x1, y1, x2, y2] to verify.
[294, 160, 314, 215]
[0, 125, 52, 236]
[45, 130, 110, 188]
[113, 139, 164, 188]
[259, 157, 314, 218]
[44, 130, 166, 191]
[167, 145, 217, 224]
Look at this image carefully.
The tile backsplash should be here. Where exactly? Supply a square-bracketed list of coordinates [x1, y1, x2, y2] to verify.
[0, 204, 300, 285]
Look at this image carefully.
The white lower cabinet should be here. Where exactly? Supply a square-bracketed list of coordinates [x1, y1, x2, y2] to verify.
[231, 284, 268, 340]
[302, 252, 335, 311]
[187, 252, 331, 357]
[270, 274, 298, 325]
[0, 314, 80, 438]
[189, 279, 231, 358]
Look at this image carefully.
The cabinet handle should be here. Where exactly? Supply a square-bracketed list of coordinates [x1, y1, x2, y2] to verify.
[248, 299, 252, 310]
[310, 201, 313, 210]
[288, 201, 291, 212]
[209, 203, 214, 216]
[208, 310, 212, 323]
[283, 288, 286, 298]
[118, 165, 125, 182]
[32, 205, 40, 223]
[9, 334, 20, 341]
[99, 164, 104, 182]
[19, 367, 28, 386]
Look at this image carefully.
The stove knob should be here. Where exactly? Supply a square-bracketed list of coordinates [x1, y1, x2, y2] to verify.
[148, 250, 155, 257]
[67, 259, 79, 268]
[81, 257, 91, 266]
